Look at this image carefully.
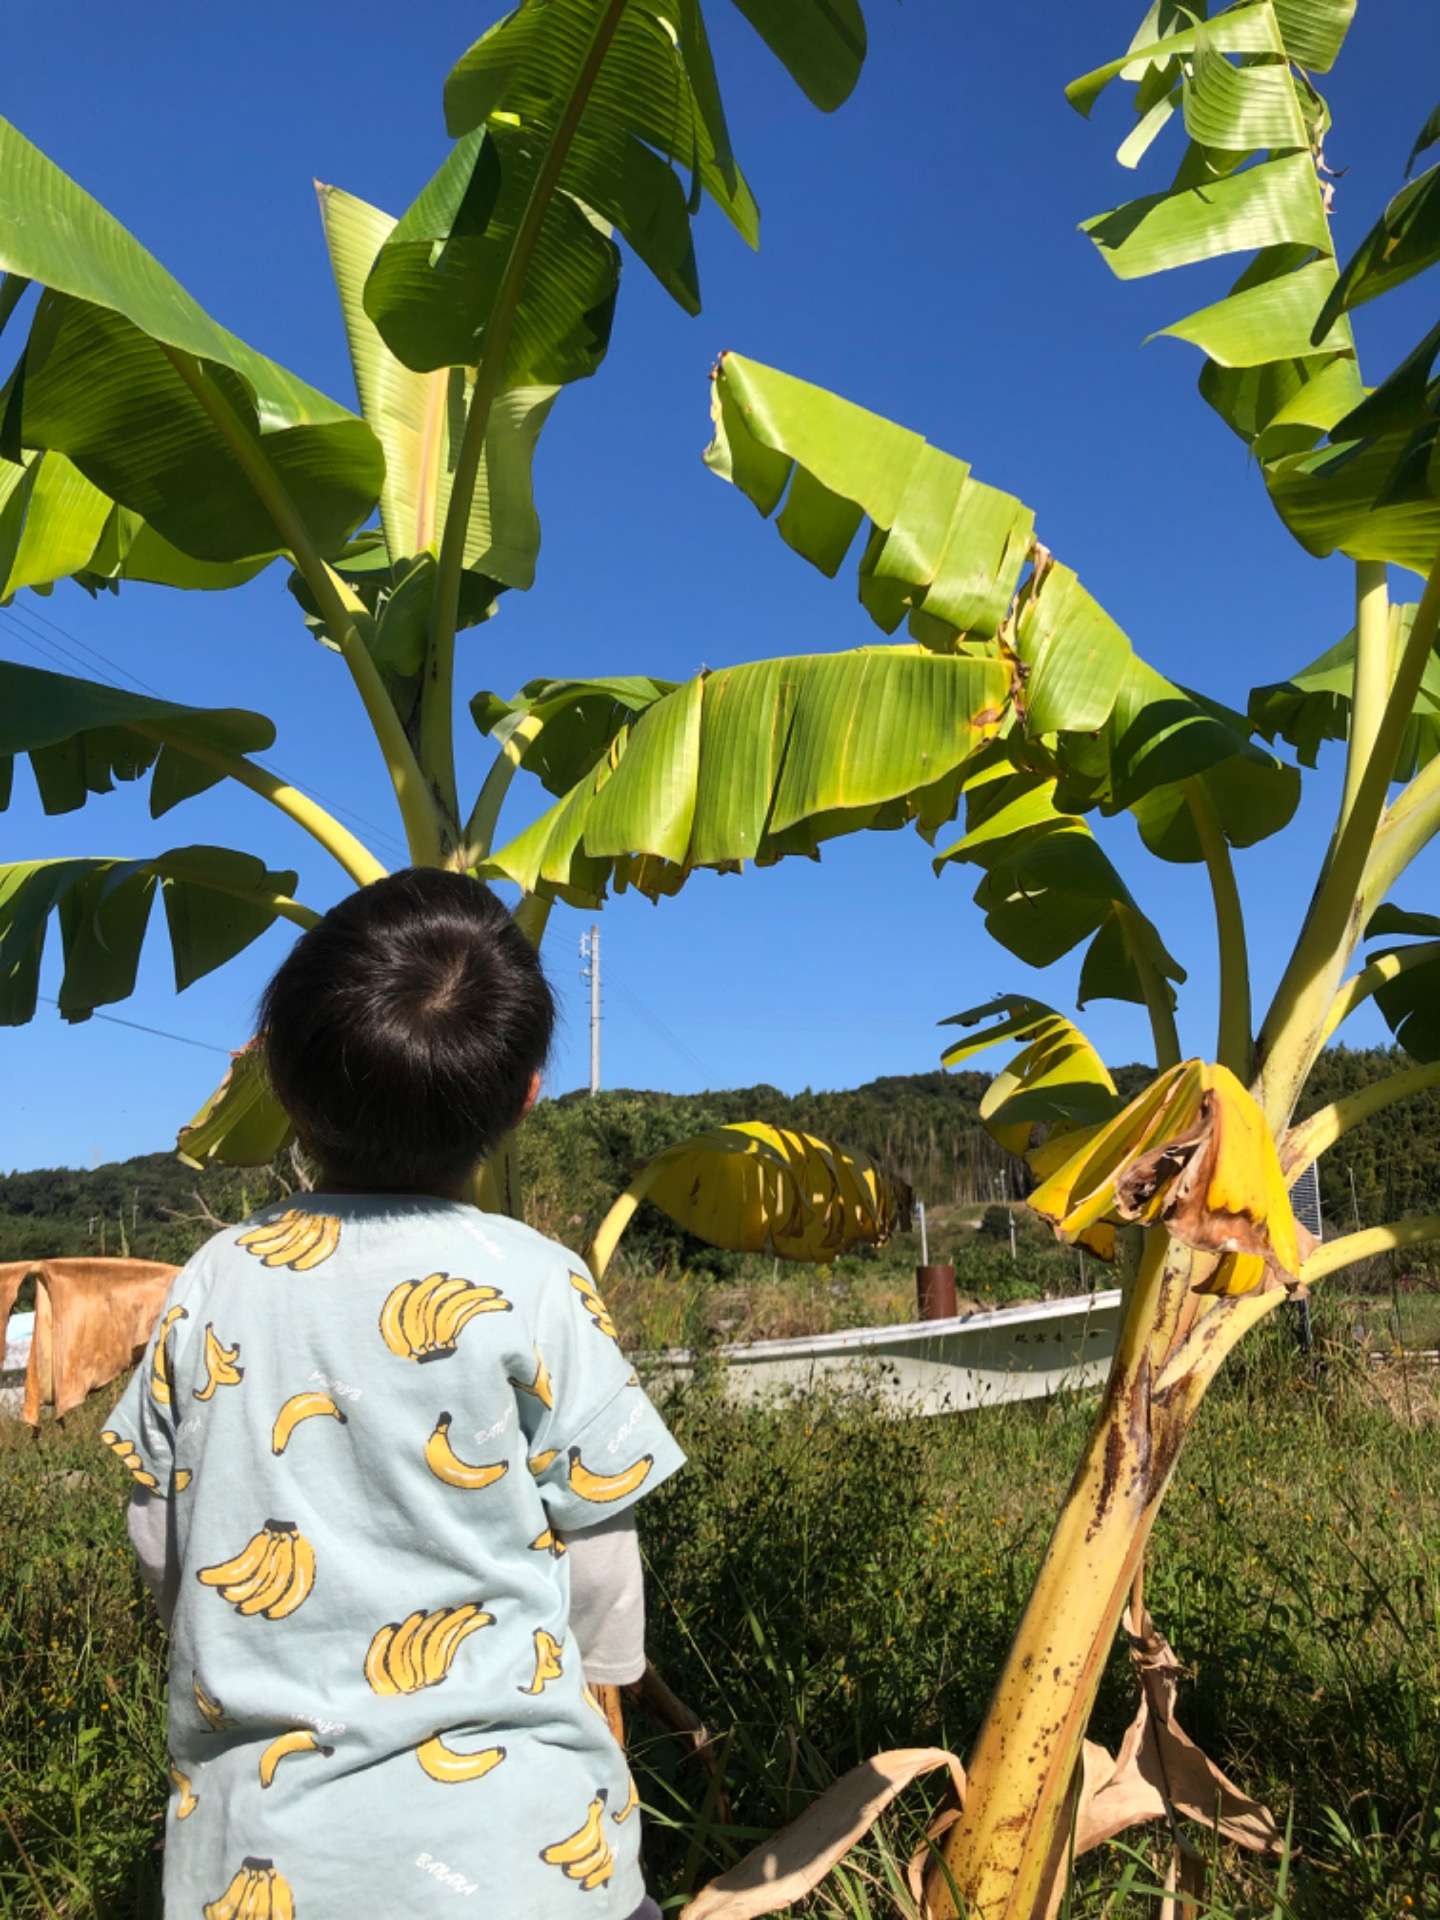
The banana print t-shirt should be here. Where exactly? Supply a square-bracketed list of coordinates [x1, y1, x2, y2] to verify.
[104, 1194, 684, 1920]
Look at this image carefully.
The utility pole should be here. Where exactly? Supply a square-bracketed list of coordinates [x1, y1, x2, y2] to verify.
[580, 925, 601, 1095]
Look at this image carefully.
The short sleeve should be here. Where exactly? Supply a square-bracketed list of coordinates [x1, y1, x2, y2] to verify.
[518, 1257, 685, 1532]
[100, 1267, 196, 1497]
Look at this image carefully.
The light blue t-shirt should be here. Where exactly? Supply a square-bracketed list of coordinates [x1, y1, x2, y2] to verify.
[105, 1194, 684, 1920]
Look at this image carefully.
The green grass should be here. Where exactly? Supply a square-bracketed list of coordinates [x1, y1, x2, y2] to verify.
[3, 1296, 1439, 1918]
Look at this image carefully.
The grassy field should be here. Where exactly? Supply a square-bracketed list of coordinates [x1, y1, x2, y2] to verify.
[2, 1290, 1438, 1918]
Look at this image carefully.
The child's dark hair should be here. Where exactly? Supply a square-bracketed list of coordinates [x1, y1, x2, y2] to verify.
[259, 870, 555, 1192]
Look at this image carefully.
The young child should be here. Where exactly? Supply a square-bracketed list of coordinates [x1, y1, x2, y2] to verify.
[107, 870, 682, 1919]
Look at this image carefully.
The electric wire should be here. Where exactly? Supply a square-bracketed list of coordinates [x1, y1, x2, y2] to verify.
[35, 994, 232, 1056]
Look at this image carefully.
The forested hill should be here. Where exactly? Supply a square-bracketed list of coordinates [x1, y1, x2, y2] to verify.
[0, 1047, 1434, 1268]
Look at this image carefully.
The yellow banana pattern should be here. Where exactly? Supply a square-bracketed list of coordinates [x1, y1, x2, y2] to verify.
[613, 1775, 640, 1824]
[539, 1791, 614, 1890]
[193, 1672, 233, 1733]
[259, 1727, 333, 1788]
[271, 1390, 346, 1455]
[169, 1762, 198, 1819]
[98, 1429, 158, 1491]
[566, 1446, 653, 1505]
[519, 1628, 564, 1696]
[149, 1304, 187, 1407]
[415, 1731, 507, 1784]
[203, 1858, 296, 1920]
[378, 1271, 511, 1362]
[174, 1468, 193, 1492]
[196, 1520, 316, 1621]
[364, 1603, 494, 1695]
[528, 1527, 567, 1559]
[237, 1209, 342, 1271]
[424, 1413, 508, 1490]
[509, 1346, 554, 1408]
[193, 1324, 244, 1401]
[527, 1449, 559, 1476]
[569, 1271, 617, 1341]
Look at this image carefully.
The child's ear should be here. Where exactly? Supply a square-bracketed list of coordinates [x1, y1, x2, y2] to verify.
[519, 1069, 542, 1119]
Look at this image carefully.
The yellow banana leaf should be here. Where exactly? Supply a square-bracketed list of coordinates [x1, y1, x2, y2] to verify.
[941, 995, 1121, 1157]
[1028, 1061, 1300, 1277]
[590, 1122, 912, 1277]
[176, 1041, 293, 1171]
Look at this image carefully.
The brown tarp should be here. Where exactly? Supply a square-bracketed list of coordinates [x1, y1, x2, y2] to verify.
[0, 1259, 178, 1424]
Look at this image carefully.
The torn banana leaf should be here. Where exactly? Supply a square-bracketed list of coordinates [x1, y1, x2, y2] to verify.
[1028, 1060, 1300, 1276]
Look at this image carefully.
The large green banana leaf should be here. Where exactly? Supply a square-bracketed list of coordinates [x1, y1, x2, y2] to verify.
[940, 996, 1120, 1155]
[0, 661, 274, 818]
[0, 117, 382, 572]
[1067, 3, 1388, 547]
[932, 761, 1185, 1008]
[1362, 905, 1440, 1064]
[0, 448, 276, 599]
[706, 353, 1299, 858]
[0, 847, 299, 1023]
[1250, 602, 1440, 775]
[317, 181, 557, 582]
[478, 646, 1010, 904]
[366, 0, 862, 381]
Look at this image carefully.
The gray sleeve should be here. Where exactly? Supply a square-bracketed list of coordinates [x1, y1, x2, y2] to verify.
[559, 1508, 646, 1686]
[126, 1488, 178, 1630]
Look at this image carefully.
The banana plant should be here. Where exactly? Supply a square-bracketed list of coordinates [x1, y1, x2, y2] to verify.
[477, 7, 1440, 1912]
[0, 0, 870, 1186]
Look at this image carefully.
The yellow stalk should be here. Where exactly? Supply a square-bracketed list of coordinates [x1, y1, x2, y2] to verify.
[1363, 751, 1440, 911]
[933, 1230, 1191, 1917]
[160, 345, 442, 867]
[1301, 1215, 1440, 1283]
[424, 0, 632, 831]
[139, 731, 387, 889]
[1282, 1059, 1440, 1176]
[585, 1172, 659, 1283]
[1184, 778, 1252, 1077]
[1339, 561, 1390, 831]
[1321, 940, 1440, 1044]
[464, 714, 544, 856]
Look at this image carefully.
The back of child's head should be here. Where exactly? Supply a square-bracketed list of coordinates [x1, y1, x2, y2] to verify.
[259, 869, 555, 1192]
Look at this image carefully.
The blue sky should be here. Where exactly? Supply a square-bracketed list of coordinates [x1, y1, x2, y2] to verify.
[3, 1, 1437, 1173]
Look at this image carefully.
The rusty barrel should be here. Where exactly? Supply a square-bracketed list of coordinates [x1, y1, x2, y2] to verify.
[915, 1264, 957, 1322]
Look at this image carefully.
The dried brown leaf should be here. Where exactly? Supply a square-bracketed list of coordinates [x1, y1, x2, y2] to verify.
[681, 1748, 966, 1920]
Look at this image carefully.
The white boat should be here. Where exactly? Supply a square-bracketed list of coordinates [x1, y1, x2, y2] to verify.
[639, 1289, 1123, 1416]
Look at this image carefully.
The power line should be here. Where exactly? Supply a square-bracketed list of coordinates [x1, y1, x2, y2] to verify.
[36, 994, 232, 1056]
[608, 973, 715, 1086]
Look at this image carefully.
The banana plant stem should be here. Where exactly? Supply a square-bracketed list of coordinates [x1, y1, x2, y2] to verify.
[161, 345, 441, 867]
[426, 0, 632, 835]
[1301, 1216, 1440, 1284]
[1258, 550, 1440, 1128]
[142, 733, 388, 888]
[1117, 904, 1181, 1070]
[1364, 751, 1440, 909]
[1183, 779, 1251, 1078]
[1283, 1059, 1440, 1175]
[1339, 561, 1390, 832]
[586, 1178, 649, 1282]
[464, 715, 544, 856]
[1321, 939, 1440, 1044]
